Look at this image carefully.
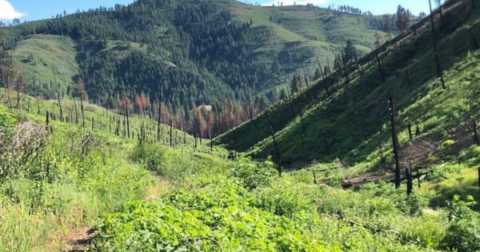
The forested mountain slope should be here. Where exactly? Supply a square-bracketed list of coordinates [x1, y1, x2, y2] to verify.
[4, 0, 393, 125]
[217, 0, 480, 176]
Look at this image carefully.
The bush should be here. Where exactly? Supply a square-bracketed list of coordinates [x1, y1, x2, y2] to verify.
[441, 139, 455, 148]
[231, 158, 276, 190]
[442, 196, 480, 252]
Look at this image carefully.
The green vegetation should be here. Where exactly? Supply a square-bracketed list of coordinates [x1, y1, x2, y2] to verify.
[11, 35, 79, 99]
[0, 0, 479, 251]
[218, 0, 480, 174]
[4, 0, 392, 134]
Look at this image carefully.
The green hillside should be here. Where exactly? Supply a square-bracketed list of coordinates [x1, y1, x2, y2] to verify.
[2, 1, 480, 251]
[4, 0, 392, 128]
[217, 0, 480, 175]
[0, 88, 478, 252]
[11, 35, 79, 99]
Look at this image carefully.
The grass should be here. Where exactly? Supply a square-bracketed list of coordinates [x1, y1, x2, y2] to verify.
[0, 91, 226, 251]
[11, 35, 79, 99]
[218, 2, 480, 174]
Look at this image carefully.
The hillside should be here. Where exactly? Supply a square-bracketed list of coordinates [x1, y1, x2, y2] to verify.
[0, 81, 479, 252]
[1, 1, 480, 251]
[217, 0, 480, 176]
[4, 0, 393, 128]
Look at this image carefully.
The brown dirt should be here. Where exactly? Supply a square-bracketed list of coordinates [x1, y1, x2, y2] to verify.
[63, 227, 96, 252]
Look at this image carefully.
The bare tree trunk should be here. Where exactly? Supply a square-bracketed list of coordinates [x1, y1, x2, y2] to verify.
[80, 97, 85, 128]
[6, 82, 11, 109]
[210, 125, 213, 152]
[15, 81, 21, 110]
[46, 111, 51, 134]
[407, 160, 413, 195]
[428, 0, 446, 89]
[405, 70, 413, 93]
[470, 120, 478, 187]
[376, 54, 386, 84]
[37, 96, 41, 114]
[194, 129, 197, 150]
[408, 123, 413, 141]
[389, 97, 401, 188]
[474, 120, 479, 146]
[126, 107, 130, 138]
[169, 119, 173, 147]
[267, 112, 282, 177]
[298, 107, 307, 136]
[379, 142, 386, 164]
[157, 92, 162, 142]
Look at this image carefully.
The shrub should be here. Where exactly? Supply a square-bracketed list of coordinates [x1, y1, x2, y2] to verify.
[441, 139, 455, 148]
[231, 158, 277, 190]
[442, 196, 480, 252]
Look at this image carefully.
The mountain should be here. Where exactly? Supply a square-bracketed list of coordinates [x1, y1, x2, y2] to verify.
[217, 0, 480, 177]
[3, 0, 395, 132]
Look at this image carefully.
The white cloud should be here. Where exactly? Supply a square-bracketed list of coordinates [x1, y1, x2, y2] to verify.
[0, 0, 24, 20]
[261, 0, 328, 7]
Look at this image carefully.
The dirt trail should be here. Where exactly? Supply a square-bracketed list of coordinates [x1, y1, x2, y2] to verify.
[63, 227, 95, 252]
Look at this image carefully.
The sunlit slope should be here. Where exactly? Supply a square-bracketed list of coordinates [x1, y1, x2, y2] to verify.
[218, 1, 480, 169]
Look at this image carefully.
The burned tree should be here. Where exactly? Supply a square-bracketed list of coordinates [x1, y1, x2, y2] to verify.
[428, 0, 446, 89]
[406, 160, 413, 195]
[474, 120, 479, 146]
[389, 97, 401, 188]
[267, 112, 282, 177]
[77, 78, 88, 128]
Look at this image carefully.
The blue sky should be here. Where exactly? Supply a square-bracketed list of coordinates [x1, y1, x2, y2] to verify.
[1, 0, 434, 22]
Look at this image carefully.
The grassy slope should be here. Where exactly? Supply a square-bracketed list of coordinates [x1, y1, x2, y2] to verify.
[229, 2, 388, 91]
[12, 35, 79, 97]
[0, 91, 227, 251]
[218, 1, 480, 172]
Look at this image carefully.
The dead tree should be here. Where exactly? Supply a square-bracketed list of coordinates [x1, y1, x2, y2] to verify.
[267, 112, 282, 177]
[406, 160, 413, 195]
[15, 76, 24, 110]
[473, 120, 479, 146]
[405, 70, 413, 93]
[379, 142, 386, 164]
[389, 97, 401, 188]
[376, 54, 386, 84]
[408, 123, 413, 141]
[157, 91, 163, 142]
[288, 96, 297, 117]
[169, 119, 173, 147]
[298, 106, 307, 136]
[470, 28, 479, 50]
[428, 0, 446, 89]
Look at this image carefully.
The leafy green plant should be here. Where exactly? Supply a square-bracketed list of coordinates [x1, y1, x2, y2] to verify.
[442, 195, 480, 252]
